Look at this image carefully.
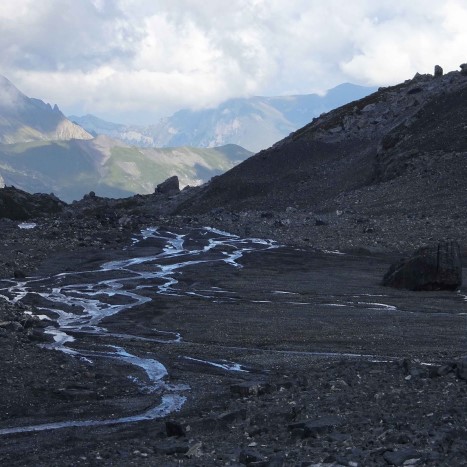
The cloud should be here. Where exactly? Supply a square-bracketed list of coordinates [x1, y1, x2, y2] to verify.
[1, 0, 466, 123]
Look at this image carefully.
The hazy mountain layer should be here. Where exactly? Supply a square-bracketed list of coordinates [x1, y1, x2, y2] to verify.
[70, 83, 376, 153]
[0, 75, 92, 144]
[0, 137, 251, 202]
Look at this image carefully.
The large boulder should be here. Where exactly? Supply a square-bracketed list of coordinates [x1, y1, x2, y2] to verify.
[382, 241, 462, 291]
[434, 65, 443, 77]
[156, 176, 180, 195]
[0, 186, 65, 220]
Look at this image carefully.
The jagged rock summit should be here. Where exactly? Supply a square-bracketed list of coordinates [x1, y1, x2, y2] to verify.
[0, 75, 92, 144]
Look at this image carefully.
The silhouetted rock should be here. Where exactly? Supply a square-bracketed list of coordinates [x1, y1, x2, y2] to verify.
[0, 186, 65, 220]
[165, 420, 186, 437]
[460, 63, 467, 75]
[382, 241, 462, 291]
[434, 65, 443, 77]
[156, 176, 180, 195]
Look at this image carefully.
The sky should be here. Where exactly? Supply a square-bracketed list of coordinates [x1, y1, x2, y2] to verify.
[1, 0, 467, 124]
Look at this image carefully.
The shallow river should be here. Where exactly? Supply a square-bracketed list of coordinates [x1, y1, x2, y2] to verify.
[0, 227, 278, 434]
[0, 226, 465, 435]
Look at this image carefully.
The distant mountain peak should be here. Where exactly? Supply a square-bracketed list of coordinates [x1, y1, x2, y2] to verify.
[0, 75, 92, 144]
[71, 83, 376, 153]
[0, 74, 26, 109]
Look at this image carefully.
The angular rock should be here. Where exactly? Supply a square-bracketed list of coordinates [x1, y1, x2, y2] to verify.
[455, 358, 467, 381]
[154, 440, 189, 455]
[434, 65, 443, 77]
[165, 420, 186, 437]
[13, 270, 26, 279]
[383, 448, 420, 466]
[460, 63, 467, 76]
[156, 176, 180, 195]
[239, 448, 264, 465]
[185, 441, 203, 458]
[289, 415, 344, 438]
[230, 381, 271, 397]
[217, 408, 247, 424]
[382, 241, 462, 291]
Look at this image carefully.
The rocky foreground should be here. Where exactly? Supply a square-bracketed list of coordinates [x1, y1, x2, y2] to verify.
[0, 185, 465, 466]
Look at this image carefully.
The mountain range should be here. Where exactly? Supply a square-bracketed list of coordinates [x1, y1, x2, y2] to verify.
[174, 66, 467, 255]
[0, 137, 250, 202]
[0, 76, 252, 201]
[0, 75, 92, 144]
[70, 83, 376, 153]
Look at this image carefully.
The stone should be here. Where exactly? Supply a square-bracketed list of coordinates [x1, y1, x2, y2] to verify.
[238, 448, 264, 464]
[434, 65, 443, 77]
[165, 420, 186, 437]
[185, 441, 203, 458]
[5, 321, 23, 332]
[0, 186, 65, 220]
[230, 381, 271, 397]
[383, 448, 420, 466]
[455, 358, 467, 381]
[156, 176, 180, 195]
[460, 63, 467, 75]
[13, 270, 26, 279]
[217, 408, 247, 424]
[154, 440, 189, 455]
[289, 415, 344, 438]
[382, 241, 462, 291]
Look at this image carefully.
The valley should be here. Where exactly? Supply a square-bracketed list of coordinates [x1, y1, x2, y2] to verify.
[0, 66, 466, 465]
[0, 221, 465, 466]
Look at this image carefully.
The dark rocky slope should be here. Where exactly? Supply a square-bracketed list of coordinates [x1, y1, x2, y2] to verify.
[179, 68, 467, 213]
[172, 67, 467, 254]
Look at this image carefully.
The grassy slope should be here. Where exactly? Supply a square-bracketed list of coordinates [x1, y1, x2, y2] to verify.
[0, 140, 252, 201]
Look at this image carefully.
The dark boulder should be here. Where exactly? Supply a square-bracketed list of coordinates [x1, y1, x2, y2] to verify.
[156, 176, 180, 195]
[382, 241, 462, 291]
[0, 186, 65, 220]
[383, 448, 420, 466]
[288, 415, 344, 439]
[434, 65, 443, 77]
[455, 358, 467, 381]
[165, 420, 186, 437]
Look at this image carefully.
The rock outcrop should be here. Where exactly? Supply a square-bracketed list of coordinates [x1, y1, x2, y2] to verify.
[0, 186, 65, 220]
[434, 65, 443, 77]
[382, 241, 462, 291]
[156, 176, 180, 195]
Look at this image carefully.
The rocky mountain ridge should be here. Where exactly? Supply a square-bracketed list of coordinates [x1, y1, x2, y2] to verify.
[70, 83, 376, 153]
[0, 75, 92, 144]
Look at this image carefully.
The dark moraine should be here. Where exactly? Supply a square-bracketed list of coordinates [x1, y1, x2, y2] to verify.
[0, 225, 466, 465]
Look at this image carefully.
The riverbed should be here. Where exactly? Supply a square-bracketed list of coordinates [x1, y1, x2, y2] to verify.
[0, 226, 465, 465]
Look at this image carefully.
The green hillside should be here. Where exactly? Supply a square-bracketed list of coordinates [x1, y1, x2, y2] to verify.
[0, 138, 252, 202]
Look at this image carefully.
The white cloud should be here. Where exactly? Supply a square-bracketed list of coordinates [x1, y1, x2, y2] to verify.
[1, 0, 466, 123]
